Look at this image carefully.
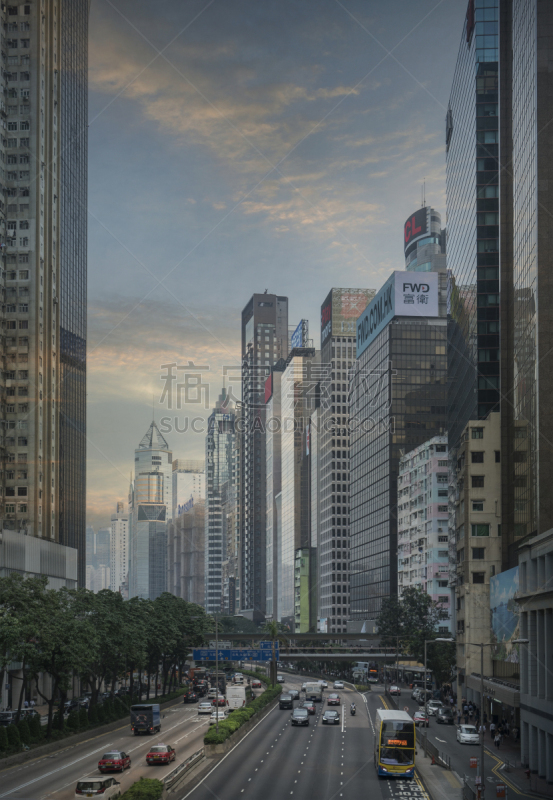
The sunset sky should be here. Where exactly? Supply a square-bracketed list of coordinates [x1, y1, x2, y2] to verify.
[86, 0, 466, 530]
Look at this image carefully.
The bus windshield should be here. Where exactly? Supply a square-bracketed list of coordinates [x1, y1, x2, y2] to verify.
[380, 720, 415, 764]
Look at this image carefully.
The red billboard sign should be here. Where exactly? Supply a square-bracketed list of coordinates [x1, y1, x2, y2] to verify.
[403, 207, 428, 254]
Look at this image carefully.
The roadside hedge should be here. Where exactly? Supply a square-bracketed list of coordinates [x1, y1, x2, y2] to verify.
[240, 668, 270, 685]
[204, 685, 282, 745]
[119, 777, 164, 800]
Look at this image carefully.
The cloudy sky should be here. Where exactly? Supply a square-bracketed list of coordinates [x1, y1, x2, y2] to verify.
[86, 0, 466, 530]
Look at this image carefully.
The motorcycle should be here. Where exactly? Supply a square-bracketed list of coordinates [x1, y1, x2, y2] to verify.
[350, 706, 356, 716]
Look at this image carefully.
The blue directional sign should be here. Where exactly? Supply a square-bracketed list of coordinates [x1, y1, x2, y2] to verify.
[259, 641, 277, 650]
[193, 647, 279, 662]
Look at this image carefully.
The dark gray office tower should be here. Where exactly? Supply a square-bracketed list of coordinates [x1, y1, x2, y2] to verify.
[58, 0, 89, 587]
[240, 294, 288, 621]
[349, 272, 447, 627]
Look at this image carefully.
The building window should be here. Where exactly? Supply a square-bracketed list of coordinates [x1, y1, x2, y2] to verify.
[472, 428, 484, 439]
[471, 475, 484, 488]
[438, 580, 448, 587]
[471, 523, 489, 537]
[472, 572, 485, 584]
[471, 451, 484, 463]
[472, 501, 484, 511]
[472, 548, 485, 559]
[495, 451, 500, 463]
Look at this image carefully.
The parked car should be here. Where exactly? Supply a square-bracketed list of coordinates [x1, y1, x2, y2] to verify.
[426, 700, 443, 716]
[322, 710, 340, 725]
[291, 708, 310, 727]
[302, 702, 316, 715]
[0, 712, 16, 727]
[277, 675, 285, 684]
[327, 693, 341, 706]
[198, 701, 214, 715]
[209, 710, 228, 725]
[413, 710, 430, 728]
[389, 685, 401, 696]
[437, 707, 455, 725]
[183, 692, 198, 704]
[457, 725, 480, 745]
[98, 751, 131, 773]
[146, 744, 176, 765]
[75, 778, 121, 798]
[333, 681, 344, 690]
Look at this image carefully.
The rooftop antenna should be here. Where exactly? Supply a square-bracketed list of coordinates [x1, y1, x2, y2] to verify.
[423, 179, 426, 208]
[152, 392, 155, 425]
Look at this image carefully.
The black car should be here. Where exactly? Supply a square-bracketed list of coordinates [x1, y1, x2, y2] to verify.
[437, 707, 455, 725]
[183, 692, 198, 704]
[291, 708, 309, 727]
[322, 710, 340, 725]
[288, 689, 300, 701]
[302, 702, 316, 715]
[279, 694, 294, 709]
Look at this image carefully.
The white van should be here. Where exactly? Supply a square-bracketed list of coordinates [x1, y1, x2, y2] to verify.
[233, 673, 245, 685]
[227, 685, 247, 711]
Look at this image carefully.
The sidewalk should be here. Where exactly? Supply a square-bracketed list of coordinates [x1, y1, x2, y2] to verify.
[416, 743, 463, 800]
[484, 736, 553, 800]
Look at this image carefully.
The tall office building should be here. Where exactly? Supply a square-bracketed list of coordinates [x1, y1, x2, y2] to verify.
[446, 0, 553, 775]
[350, 272, 447, 628]
[110, 501, 129, 593]
[0, 1, 88, 585]
[129, 421, 172, 600]
[318, 288, 374, 635]
[172, 460, 204, 520]
[239, 293, 288, 621]
[205, 389, 235, 614]
[167, 497, 205, 606]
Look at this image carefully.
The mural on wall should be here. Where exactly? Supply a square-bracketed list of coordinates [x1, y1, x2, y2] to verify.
[490, 566, 520, 663]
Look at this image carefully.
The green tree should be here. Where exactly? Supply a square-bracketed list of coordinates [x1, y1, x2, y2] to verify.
[0, 725, 8, 751]
[28, 714, 42, 742]
[6, 724, 20, 749]
[67, 710, 80, 732]
[79, 707, 89, 730]
[17, 718, 31, 745]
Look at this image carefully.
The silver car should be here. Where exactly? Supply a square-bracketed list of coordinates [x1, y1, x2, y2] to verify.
[198, 701, 214, 715]
[426, 700, 443, 716]
[457, 724, 480, 744]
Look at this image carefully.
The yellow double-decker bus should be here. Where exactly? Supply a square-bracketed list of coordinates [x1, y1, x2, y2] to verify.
[374, 709, 415, 778]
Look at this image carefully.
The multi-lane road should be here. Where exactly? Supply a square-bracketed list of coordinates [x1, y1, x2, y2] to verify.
[0, 699, 212, 800]
[178, 674, 431, 800]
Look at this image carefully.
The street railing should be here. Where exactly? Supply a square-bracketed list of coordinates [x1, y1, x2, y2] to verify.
[417, 729, 451, 770]
[163, 748, 204, 789]
[463, 778, 477, 800]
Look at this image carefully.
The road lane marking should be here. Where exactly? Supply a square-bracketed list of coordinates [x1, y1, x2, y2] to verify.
[0, 743, 113, 798]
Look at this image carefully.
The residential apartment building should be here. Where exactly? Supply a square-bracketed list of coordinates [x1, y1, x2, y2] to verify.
[240, 293, 288, 621]
[129, 421, 172, 600]
[397, 436, 453, 633]
[0, 1, 88, 585]
[452, 413, 502, 688]
[318, 288, 374, 635]
[110, 501, 129, 593]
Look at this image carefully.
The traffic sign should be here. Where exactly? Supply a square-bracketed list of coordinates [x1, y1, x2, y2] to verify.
[260, 641, 276, 650]
[496, 784, 506, 798]
[470, 757, 478, 769]
[193, 648, 279, 662]
[403, 706, 409, 713]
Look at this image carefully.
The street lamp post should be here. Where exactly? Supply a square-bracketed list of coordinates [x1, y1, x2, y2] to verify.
[422, 637, 454, 753]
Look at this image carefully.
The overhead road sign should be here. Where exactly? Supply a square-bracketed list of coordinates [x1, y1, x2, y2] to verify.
[193, 648, 279, 662]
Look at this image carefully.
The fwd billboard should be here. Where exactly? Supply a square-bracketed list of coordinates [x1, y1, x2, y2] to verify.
[356, 271, 439, 357]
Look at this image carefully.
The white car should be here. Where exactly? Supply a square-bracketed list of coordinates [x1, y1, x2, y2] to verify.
[426, 700, 443, 716]
[209, 710, 228, 725]
[301, 683, 307, 691]
[333, 681, 344, 689]
[75, 778, 121, 799]
[277, 675, 285, 683]
[318, 680, 328, 688]
[198, 701, 214, 715]
[457, 724, 480, 745]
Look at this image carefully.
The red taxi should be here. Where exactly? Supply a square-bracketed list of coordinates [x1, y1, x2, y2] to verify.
[98, 750, 131, 772]
[327, 693, 341, 705]
[146, 744, 176, 766]
[252, 679, 262, 688]
[212, 697, 228, 708]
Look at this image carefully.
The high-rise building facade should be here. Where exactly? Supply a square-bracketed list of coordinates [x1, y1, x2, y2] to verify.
[110, 501, 129, 593]
[397, 435, 453, 633]
[350, 272, 447, 627]
[129, 421, 172, 600]
[0, 1, 88, 584]
[167, 498, 205, 606]
[240, 294, 288, 621]
[205, 389, 235, 614]
[318, 288, 375, 635]
[172, 459, 204, 520]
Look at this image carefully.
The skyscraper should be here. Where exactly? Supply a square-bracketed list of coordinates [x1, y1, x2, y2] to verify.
[172, 460, 204, 520]
[110, 501, 129, 593]
[350, 272, 447, 628]
[205, 389, 235, 614]
[318, 288, 375, 634]
[0, 1, 88, 585]
[239, 294, 288, 621]
[129, 421, 172, 600]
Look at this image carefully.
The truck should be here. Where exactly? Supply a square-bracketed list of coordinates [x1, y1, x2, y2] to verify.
[130, 703, 161, 735]
[226, 685, 247, 711]
[304, 682, 323, 702]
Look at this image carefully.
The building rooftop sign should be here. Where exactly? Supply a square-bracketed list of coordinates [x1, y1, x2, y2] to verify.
[356, 271, 439, 358]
